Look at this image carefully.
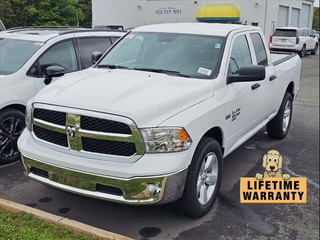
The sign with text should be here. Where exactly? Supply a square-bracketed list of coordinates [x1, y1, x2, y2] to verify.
[240, 177, 307, 203]
[155, 7, 182, 14]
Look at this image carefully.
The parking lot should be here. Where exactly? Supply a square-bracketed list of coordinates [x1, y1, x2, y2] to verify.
[0, 51, 319, 240]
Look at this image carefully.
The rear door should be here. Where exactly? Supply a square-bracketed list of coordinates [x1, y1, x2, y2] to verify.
[299, 29, 310, 49]
[305, 29, 315, 49]
[248, 32, 277, 118]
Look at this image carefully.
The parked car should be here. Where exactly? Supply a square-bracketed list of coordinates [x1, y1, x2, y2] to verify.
[269, 27, 318, 57]
[93, 25, 124, 30]
[18, 23, 301, 217]
[0, 26, 125, 164]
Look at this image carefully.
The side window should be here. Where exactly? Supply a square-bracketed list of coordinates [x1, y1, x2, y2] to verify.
[302, 30, 308, 36]
[250, 33, 268, 66]
[229, 35, 252, 75]
[78, 37, 112, 69]
[38, 40, 78, 76]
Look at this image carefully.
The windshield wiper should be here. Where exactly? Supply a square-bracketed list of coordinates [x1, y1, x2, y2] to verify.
[133, 68, 190, 78]
[97, 64, 129, 69]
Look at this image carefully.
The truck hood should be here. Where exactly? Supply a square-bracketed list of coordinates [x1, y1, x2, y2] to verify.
[34, 68, 214, 127]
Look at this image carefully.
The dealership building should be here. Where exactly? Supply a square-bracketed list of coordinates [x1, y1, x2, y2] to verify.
[92, 0, 315, 38]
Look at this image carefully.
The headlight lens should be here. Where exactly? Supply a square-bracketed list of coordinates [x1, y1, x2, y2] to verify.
[25, 102, 33, 131]
[141, 127, 192, 153]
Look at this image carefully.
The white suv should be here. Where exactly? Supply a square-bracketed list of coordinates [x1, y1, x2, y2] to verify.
[269, 27, 318, 58]
[0, 27, 125, 164]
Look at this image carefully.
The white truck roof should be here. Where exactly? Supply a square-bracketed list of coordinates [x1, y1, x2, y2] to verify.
[132, 22, 261, 36]
[0, 28, 125, 42]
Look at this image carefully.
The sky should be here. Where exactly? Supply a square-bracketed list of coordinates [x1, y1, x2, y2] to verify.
[315, 0, 319, 7]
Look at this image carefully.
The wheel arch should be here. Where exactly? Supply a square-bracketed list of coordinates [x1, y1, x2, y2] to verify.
[202, 126, 224, 155]
[1, 104, 26, 114]
[286, 82, 295, 100]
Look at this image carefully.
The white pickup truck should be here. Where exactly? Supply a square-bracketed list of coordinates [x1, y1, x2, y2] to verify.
[18, 23, 301, 217]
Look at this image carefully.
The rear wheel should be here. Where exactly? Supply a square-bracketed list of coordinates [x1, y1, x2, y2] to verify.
[267, 92, 293, 139]
[311, 43, 318, 55]
[0, 109, 26, 164]
[176, 137, 222, 218]
[299, 45, 306, 58]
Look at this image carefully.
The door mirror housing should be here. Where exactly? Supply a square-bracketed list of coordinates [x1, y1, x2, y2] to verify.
[92, 51, 103, 64]
[44, 65, 66, 85]
[228, 65, 266, 84]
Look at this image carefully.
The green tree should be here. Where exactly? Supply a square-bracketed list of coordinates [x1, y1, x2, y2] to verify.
[313, 7, 319, 30]
[0, 0, 91, 28]
[78, 0, 92, 27]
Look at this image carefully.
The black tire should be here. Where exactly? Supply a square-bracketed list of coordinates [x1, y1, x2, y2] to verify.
[299, 45, 306, 58]
[176, 137, 222, 218]
[0, 109, 26, 164]
[266, 92, 293, 139]
[311, 43, 318, 55]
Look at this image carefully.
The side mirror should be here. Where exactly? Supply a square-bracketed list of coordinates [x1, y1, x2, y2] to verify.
[44, 65, 66, 85]
[92, 51, 103, 64]
[228, 65, 266, 84]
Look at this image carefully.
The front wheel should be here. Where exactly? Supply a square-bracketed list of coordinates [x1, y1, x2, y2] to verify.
[311, 43, 318, 55]
[266, 92, 293, 139]
[176, 137, 222, 218]
[0, 109, 26, 164]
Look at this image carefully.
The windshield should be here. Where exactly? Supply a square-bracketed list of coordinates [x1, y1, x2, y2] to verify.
[0, 38, 41, 75]
[98, 32, 225, 79]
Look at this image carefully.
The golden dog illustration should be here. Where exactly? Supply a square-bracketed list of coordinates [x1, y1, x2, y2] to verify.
[255, 150, 290, 180]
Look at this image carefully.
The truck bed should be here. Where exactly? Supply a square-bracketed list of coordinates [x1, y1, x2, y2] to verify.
[270, 51, 298, 66]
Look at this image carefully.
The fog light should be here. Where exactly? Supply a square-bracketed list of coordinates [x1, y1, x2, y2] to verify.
[148, 183, 161, 198]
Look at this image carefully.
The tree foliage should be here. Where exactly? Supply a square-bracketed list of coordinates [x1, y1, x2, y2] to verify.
[0, 0, 92, 28]
[313, 7, 319, 30]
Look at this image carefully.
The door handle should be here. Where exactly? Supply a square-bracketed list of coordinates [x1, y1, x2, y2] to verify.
[269, 75, 277, 81]
[251, 83, 260, 90]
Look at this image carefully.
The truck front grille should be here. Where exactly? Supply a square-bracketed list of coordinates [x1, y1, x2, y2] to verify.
[33, 125, 68, 147]
[33, 108, 66, 126]
[82, 137, 136, 156]
[81, 116, 131, 134]
[31, 106, 143, 159]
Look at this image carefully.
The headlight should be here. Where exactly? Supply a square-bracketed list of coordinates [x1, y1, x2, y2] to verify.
[25, 102, 33, 131]
[140, 127, 192, 153]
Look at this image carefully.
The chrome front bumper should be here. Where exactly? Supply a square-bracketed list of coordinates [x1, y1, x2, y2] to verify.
[20, 155, 188, 205]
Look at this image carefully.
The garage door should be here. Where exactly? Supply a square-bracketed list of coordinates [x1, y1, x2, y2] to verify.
[277, 6, 289, 27]
[300, 4, 311, 28]
[290, 8, 300, 27]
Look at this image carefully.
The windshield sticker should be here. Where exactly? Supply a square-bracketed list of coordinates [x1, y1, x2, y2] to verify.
[34, 42, 44, 46]
[198, 67, 212, 76]
[214, 43, 221, 49]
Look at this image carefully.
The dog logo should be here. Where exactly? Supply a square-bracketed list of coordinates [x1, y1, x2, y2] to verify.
[255, 150, 290, 180]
